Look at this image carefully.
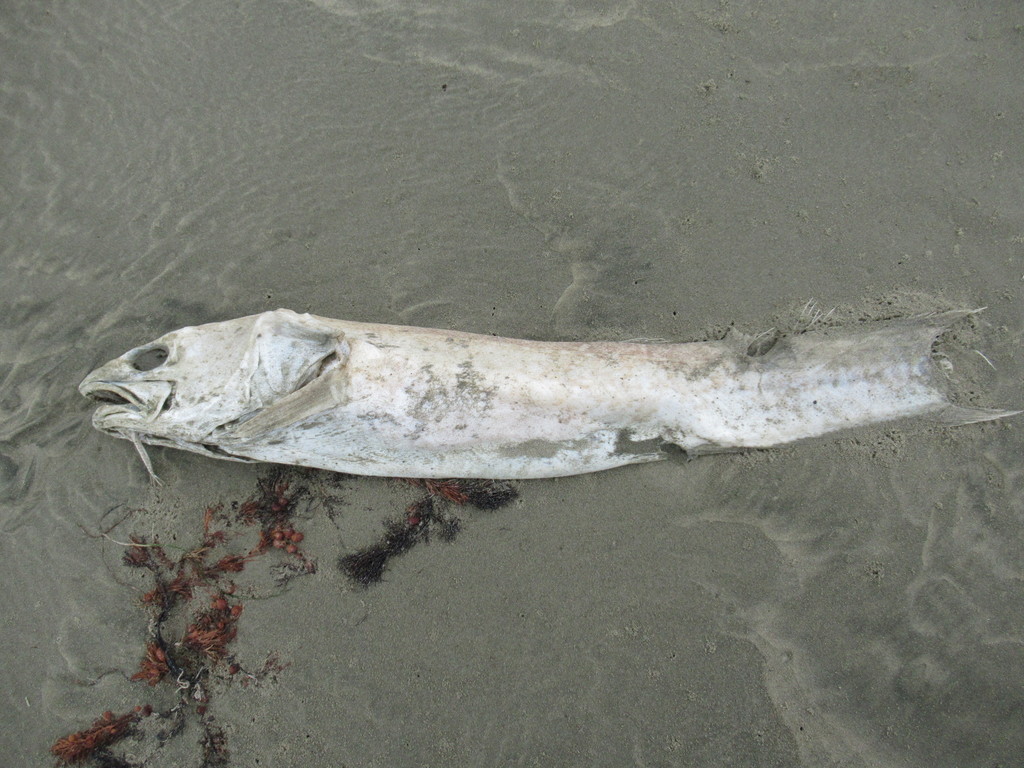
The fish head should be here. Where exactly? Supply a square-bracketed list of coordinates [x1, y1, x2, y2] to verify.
[79, 309, 347, 460]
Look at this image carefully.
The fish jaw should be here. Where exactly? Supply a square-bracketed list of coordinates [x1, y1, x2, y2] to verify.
[79, 375, 175, 435]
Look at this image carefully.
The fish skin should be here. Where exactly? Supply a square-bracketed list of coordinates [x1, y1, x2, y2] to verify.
[80, 309, 1017, 479]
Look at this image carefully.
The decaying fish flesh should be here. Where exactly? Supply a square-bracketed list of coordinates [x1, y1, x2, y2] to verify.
[79, 309, 1016, 479]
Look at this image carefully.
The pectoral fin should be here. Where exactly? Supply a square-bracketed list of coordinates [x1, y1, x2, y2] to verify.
[220, 365, 349, 442]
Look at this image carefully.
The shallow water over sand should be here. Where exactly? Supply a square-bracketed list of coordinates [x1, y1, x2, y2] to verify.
[2, 1, 1023, 766]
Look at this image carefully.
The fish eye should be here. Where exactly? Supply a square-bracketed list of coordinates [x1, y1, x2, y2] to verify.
[130, 345, 169, 372]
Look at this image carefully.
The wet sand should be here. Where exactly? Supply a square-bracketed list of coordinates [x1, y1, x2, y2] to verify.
[1, 1, 1022, 766]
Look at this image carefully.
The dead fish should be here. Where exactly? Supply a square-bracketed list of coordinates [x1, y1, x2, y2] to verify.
[79, 309, 1016, 480]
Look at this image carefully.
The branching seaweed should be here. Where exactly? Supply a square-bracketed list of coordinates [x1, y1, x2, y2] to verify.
[51, 470, 518, 765]
[339, 479, 517, 586]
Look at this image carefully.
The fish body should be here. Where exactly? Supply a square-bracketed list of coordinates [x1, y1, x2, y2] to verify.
[80, 309, 1015, 479]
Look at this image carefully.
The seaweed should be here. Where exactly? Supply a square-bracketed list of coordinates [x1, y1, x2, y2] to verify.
[50, 710, 143, 765]
[52, 470, 518, 765]
[405, 478, 519, 509]
[51, 471, 316, 766]
[339, 479, 517, 586]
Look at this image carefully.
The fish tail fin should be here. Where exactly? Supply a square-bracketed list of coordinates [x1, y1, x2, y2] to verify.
[930, 404, 1021, 425]
[916, 308, 1020, 426]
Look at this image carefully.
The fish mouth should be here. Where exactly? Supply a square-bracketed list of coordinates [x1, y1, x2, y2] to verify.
[84, 383, 144, 409]
[80, 379, 174, 427]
